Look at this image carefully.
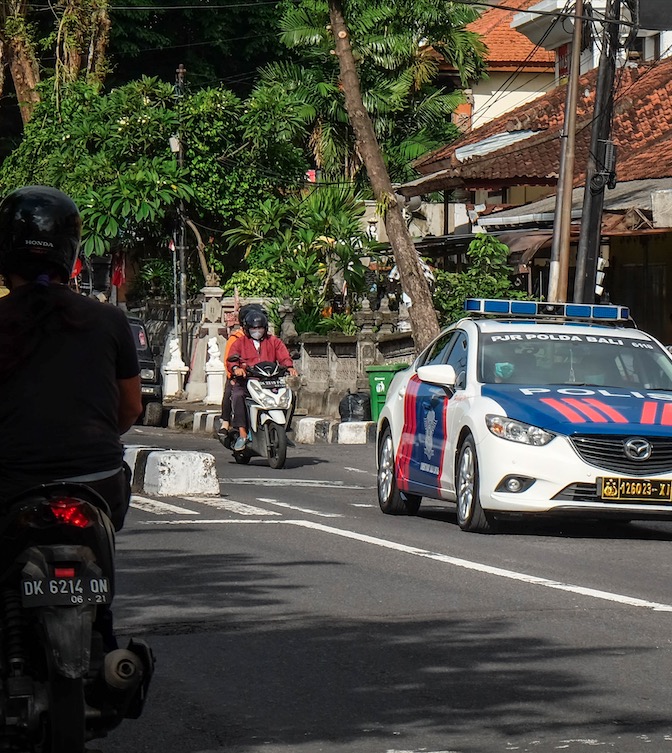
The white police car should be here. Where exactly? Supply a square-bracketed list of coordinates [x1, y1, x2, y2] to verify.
[376, 299, 672, 533]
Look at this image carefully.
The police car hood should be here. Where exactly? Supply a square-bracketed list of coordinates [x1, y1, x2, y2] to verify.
[481, 384, 672, 437]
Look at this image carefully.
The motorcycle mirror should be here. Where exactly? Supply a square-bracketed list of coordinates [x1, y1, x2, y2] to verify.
[290, 351, 300, 361]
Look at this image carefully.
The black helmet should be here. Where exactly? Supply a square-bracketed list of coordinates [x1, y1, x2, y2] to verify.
[238, 302, 266, 326]
[0, 186, 81, 282]
[243, 308, 268, 336]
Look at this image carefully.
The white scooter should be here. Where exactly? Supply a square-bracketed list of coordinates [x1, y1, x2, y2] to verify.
[219, 359, 295, 469]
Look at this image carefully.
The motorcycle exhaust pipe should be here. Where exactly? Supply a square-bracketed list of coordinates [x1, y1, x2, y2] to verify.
[104, 649, 144, 691]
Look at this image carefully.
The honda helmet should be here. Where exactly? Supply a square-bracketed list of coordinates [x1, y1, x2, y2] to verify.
[243, 308, 269, 339]
[0, 186, 82, 282]
[238, 302, 266, 326]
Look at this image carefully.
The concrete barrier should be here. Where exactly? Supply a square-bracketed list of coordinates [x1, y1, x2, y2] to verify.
[125, 446, 219, 496]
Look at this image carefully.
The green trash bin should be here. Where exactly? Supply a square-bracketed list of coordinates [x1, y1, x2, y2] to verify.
[366, 363, 409, 422]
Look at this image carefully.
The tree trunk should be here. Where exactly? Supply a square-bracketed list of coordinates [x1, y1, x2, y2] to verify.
[1, 0, 41, 124]
[327, 0, 439, 353]
[7, 37, 41, 124]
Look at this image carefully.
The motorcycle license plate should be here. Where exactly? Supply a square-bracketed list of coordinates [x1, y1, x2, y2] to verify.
[262, 379, 285, 389]
[21, 576, 111, 607]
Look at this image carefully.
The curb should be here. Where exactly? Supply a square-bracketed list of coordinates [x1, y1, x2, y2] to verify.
[164, 409, 376, 444]
[124, 445, 219, 496]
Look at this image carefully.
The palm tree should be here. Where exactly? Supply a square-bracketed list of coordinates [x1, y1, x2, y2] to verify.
[265, 0, 486, 181]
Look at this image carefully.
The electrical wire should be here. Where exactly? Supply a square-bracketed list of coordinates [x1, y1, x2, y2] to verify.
[467, 0, 571, 130]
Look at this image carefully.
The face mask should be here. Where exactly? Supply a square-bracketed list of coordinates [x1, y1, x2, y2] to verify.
[249, 328, 265, 340]
[495, 362, 514, 379]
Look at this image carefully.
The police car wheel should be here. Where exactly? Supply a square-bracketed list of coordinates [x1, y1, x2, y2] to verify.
[377, 426, 421, 515]
[456, 435, 495, 533]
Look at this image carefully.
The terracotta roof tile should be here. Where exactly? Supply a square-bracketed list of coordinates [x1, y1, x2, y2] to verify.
[467, 0, 554, 70]
[413, 57, 672, 187]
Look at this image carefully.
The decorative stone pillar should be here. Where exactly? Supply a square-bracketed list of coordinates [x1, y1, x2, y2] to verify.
[204, 337, 225, 405]
[279, 298, 298, 340]
[164, 338, 189, 397]
[185, 284, 226, 401]
[377, 295, 395, 335]
[396, 301, 412, 332]
[354, 297, 375, 334]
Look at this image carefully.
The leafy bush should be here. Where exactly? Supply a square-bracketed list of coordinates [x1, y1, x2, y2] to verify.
[432, 235, 531, 326]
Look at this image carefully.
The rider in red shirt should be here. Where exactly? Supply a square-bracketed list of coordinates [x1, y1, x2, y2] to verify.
[227, 308, 297, 451]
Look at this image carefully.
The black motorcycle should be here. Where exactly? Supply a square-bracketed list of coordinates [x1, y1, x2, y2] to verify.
[0, 482, 153, 753]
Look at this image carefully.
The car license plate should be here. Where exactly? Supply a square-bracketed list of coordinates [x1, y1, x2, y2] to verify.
[598, 477, 672, 503]
[21, 576, 111, 607]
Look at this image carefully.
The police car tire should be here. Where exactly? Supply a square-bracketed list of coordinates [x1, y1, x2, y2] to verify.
[456, 435, 494, 533]
[377, 426, 421, 515]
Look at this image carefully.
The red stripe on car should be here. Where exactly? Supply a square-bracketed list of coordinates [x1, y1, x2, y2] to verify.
[396, 376, 422, 488]
[562, 398, 608, 422]
[540, 398, 586, 423]
[583, 399, 628, 423]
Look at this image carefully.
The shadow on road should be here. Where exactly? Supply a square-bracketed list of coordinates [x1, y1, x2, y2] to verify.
[418, 505, 672, 541]
[106, 532, 671, 753]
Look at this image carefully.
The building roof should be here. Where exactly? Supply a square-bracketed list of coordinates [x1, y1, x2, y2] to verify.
[465, 0, 555, 72]
[403, 56, 672, 195]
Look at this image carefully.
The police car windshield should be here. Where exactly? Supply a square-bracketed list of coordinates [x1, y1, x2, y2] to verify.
[479, 332, 672, 390]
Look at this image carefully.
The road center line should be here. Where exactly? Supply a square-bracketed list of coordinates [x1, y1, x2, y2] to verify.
[133, 515, 672, 611]
[287, 520, 672, 613]
[257, 498, 342, 518]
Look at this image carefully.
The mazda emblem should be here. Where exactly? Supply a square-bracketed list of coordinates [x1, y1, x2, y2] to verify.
[623, 437, 652, 461]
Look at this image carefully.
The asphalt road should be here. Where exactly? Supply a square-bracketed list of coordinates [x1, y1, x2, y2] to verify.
[98, 425, 672, 753]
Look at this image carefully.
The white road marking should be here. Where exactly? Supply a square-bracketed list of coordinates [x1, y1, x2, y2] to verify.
[257, 498, 342, 518]
[130, 496, 198, 515]
[343, 466, 371, 474]
[351, 503, 374, 507]
[220, 477, 369, 489]
[139, 519, 286, 525]
[182, 497, 281, 516]
[133, 514, 672, 612]
[286, 520, 672, 613]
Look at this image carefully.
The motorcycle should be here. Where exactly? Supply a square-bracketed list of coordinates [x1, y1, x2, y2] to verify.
[0, 481, 153, 753]
[218, 359, 295, 470]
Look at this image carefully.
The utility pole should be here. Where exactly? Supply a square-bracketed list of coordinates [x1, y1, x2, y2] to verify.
[548, 0, 584, 302]
[174, 63, 189, 362]
[574, 0, 633, 302]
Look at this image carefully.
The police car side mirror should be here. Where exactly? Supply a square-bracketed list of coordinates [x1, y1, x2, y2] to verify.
[416, 364, 457, 387]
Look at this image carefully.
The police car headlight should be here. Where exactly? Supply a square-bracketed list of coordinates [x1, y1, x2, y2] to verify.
[140, 368, 155, 381]
[485, 415, 555, 446]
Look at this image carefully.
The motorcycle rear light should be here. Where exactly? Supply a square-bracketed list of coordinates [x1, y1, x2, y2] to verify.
[48, 498, 94, 528]
[54, 567, 76, 578]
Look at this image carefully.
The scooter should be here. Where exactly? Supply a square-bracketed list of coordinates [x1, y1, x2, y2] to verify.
[0, 482, 153, 752]
[218, 359, 295, 469]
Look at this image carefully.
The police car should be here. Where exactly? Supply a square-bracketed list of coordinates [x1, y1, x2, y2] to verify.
[376, 299, 672, 533]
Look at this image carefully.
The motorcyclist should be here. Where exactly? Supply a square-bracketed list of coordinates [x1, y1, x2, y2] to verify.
[0, 186, 142, 530]
[219, 303, 265, 437]
[227, 308, 297, 451]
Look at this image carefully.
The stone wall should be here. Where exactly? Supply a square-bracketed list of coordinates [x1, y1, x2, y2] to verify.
[132, 293, 416, 417]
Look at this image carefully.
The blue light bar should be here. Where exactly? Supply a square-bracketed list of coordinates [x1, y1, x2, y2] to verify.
[464, 299, 630, 322]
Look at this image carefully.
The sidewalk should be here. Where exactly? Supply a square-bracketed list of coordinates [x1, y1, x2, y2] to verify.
[160, 399, 376, 445]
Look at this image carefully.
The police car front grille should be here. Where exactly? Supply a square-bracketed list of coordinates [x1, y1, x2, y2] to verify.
[570, 435, 672, 475]
[553, 483, 598, 502]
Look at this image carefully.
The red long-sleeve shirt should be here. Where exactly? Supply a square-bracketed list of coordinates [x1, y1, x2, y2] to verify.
[227, 334, 293, 372]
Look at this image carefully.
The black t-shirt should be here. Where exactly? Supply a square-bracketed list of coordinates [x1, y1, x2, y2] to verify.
[0, 287, 139, 500]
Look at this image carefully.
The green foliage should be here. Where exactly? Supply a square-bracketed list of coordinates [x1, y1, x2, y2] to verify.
[432, 235, 531, 326]
[224, 184, 384, 317]
[0, 76, 309, 278]
[266, 0, 487, 182]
